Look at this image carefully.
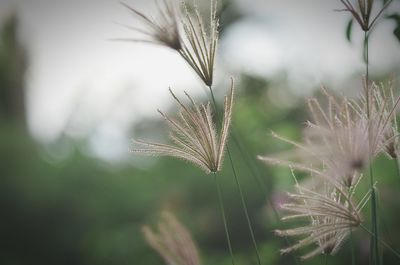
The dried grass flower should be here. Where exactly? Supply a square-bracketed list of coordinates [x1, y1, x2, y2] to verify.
[338, 0, 392, 31]
[363, 81, 400, 159]
[142, 211, 201, 265]
[179, 0, 219, 86]
[116, 0, 219, 86]
[259, 86, 398, 187]
[131, 79, 234, 174]
[275, 174, 369, 260]
[117, 0, 182, 50]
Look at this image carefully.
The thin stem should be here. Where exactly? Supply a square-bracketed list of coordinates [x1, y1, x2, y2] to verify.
[231, 127, 299, 264]
[223, 96, 300, 265]
[365, 31, 370, 117]
[395, 158, 400, 181]
[370, 169, 380, 265]
[360, 224, 400, 259]
[214, 173, 236, 265]
[226, 145, 262, 265]
[350, 228, 356, 265]
[230, 130, 267, 193]
[209, 86, 262, 265]
[364, 29, 380, 265]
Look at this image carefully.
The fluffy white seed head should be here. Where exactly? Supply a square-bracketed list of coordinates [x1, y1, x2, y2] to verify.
[142, 211, 201, 265]
[131, 79, 234, 174]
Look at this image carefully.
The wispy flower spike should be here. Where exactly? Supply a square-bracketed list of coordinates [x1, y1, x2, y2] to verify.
[275, 175, 366, 260]
[338, 0, 393, 31]
[131, 79, 234, 174]
[364, 81, 400, 159]
[117, 0, 182, 50]
[142, 211, 201, 265]
[259, 86, 396, 188]
[179, 0, 219, 86]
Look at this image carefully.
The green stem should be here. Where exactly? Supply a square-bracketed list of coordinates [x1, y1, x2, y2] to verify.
[364, 29, 380, 265]
[395, 158, 400, 181]
[370, 168, 380, 265]
[230, 115, 300, 265]
[214, 173, 236, 265]
[350, 228, 356, 265]
[365, 31, 370, 117]
[209, 86, 262, 265]
[226, 146, 262, 265]
[232, 134, 300, 265]
[360, 224, 400, 259]
[325, 253, 328, 265]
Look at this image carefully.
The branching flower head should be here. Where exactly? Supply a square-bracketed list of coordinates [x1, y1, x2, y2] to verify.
[259, 86, 398, 187]
[338, 0, 392, 31]
[142, 211, 201, 265]
[131, 79, 234, 174]
[275, 174, 369, 260]
[179, 0, 219, 87]
[363, 81, 400, 159]
[258, 92, 365, 187]
[117, 0, 182, 50]
[116, 0, 219, 86]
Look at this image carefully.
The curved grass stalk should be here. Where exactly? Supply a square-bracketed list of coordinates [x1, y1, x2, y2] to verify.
[214, 173, 236, 265]
[360, 224, 400, 259]
[208, 83, 262, 265]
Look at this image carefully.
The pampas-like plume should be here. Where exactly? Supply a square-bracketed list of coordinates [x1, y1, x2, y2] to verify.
[179, 0, 219, 86]
[117, 0, 219, 87]
[338, 0, 392, 31]
[131, 79, 234, 174]
[275, 175, 369, 260]
[363, 81, 400, 159]
[142, 211, 201, 265]
[259, 86, 398, 187]
[117, 0, 182, 50]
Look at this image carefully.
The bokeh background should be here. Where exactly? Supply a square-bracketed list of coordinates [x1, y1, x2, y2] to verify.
[1, 0, 400, 264]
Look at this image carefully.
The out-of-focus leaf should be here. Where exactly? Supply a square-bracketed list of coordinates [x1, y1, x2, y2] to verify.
[346, 18, 354, 43]
[386, 14, 400, 43]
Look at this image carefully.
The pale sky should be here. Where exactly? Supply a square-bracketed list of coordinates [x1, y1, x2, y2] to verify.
[1, 0, 399, 161]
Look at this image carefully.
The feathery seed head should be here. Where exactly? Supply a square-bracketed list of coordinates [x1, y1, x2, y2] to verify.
[179, 0, 219, 86]
[276, 177, 367, 260]
[131, 79, 234, 174]
[338, 0, 392, 31]
[365, 81, 400, 159]
[118, 0, 182, 50]
[142, 211, 201, 265]
[259, 85, 395, 188]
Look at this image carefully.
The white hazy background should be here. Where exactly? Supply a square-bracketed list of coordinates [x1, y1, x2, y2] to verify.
[0, 0, 399, 161]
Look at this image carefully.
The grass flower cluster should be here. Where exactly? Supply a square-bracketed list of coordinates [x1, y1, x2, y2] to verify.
[120, 0, 400, 264]
[131, 82, 233, 174]
[142, 211, 201, 265]
[259, 81, 400, 259]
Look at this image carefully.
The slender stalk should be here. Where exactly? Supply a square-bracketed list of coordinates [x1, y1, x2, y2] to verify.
[209, 86, 262, 265]
[226, 145, 262, 265]
[365, 31, 370, 117]
[360, 224, 400, 259]
[214, 173, 236, 265]
[370, 167, 380, 265]
[364, 29, 380, 265]
[230, 131, 267, 192]
[395, 158, 400, 181]
[350, 228, 356, 265]
[325, 253, 329, 265]
[233, 136, 300, 265]
[225, 97, 300, 265]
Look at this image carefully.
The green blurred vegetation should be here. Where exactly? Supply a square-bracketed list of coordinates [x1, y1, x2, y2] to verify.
[1, 8, 400, 265]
